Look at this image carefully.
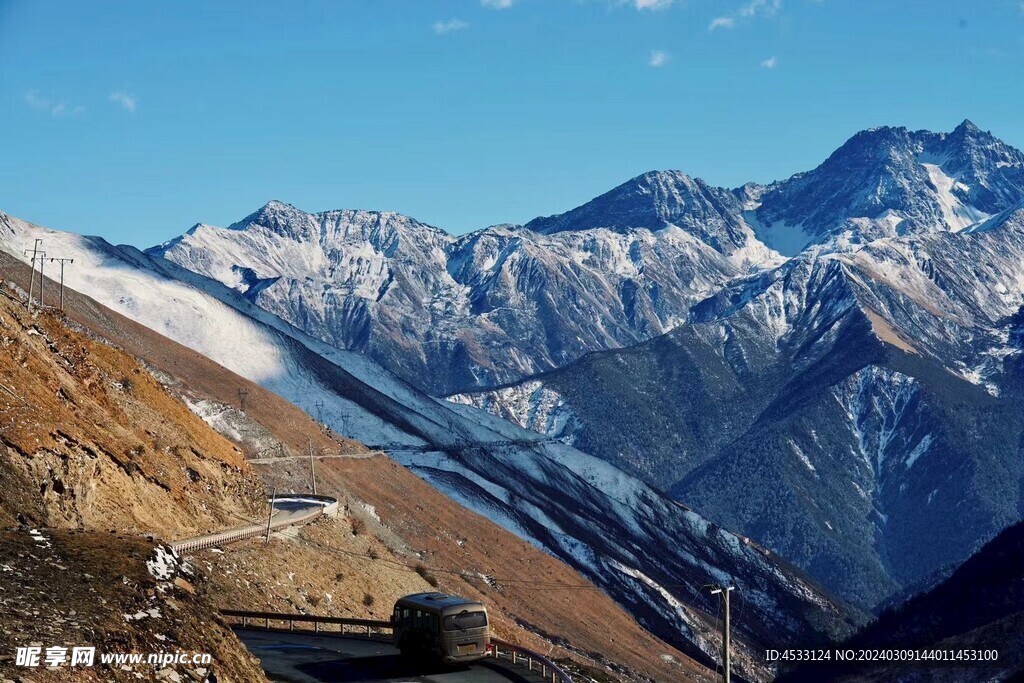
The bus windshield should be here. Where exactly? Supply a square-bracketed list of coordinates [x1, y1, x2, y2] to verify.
[443, 610, 487, 631]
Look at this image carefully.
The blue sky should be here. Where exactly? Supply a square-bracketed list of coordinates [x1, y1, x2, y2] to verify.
[2, 0, 1023, 246]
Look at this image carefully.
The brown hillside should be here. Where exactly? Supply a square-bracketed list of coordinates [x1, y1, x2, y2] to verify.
[0, 252, 713, 681]
[0, 286, 263, 537]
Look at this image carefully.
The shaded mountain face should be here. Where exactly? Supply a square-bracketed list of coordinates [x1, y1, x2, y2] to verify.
[779, 521, 1024, 681]
[452, 207, 1024, 610]
[149, 200, 742, 395]
[0, 214, 862, 683]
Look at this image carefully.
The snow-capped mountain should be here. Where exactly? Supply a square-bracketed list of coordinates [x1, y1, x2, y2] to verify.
[0, 212, 861, 681]
[453, 204, 1024, 609]
[140, 120, 1024, 613]
[149, 197, 743, 395]
[151, 122, 1023, 401]
[750, 120, 1024, 253]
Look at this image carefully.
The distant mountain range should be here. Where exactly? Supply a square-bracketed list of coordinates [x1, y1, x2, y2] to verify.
[141, 120, 1024, 613]
[5, 120, 1022, 673]
[149, 120, 1024, 399]
[0, 215, 860, 682]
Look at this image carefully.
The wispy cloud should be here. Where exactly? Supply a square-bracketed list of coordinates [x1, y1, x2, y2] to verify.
[109, 91, 138, 113]
[648, 50, 670, 67]
[481, 0, 515, 8]
[710, 0, 781, 31]
[24, 90, 83, 117]
[739, 0, 782, 18]
[760, 55, 778, 69]
[433, 18, 469, 34]
[633, 0, 676, 9]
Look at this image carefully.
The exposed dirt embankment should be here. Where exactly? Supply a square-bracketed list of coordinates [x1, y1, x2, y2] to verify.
[0, 528, 266, 682]
[0, 287, 264, 538]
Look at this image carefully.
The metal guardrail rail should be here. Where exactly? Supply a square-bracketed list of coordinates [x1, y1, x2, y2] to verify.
[220, 608, 573, 683]
[491, 638, 573, 683]
[170, 495, 339, 553]
[220, 609, 392, 638]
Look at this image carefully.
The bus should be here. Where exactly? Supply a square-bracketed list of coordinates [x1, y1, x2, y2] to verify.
[392, 592, 490, 664]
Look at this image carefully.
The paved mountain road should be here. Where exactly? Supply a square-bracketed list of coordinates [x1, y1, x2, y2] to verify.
[234, 629, 547, 683]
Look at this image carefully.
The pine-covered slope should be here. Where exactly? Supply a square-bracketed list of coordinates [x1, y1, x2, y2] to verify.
[452, 208, 1024, 609]
[779, 521, 1024, 681]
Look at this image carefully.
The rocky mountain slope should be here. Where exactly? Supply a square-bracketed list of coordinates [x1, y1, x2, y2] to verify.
[752, 120, 1024, 253]
[150, 121, 1023, 400]
[453, 203, 1024, 610]
[0, 283, 272, 682]
[148, 199, 743, 395]
[1, 214, 863, 682]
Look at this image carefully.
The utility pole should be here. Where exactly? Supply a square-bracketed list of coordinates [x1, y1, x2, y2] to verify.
[265, 488, 277, 543]
[308, 436, 318, 495]
[709, 583, 735, 683]
[238, 388, 249, 412]
[48, 257, 74, 310]
[23, 239, 43, 308]
[39, 256, 45, 307]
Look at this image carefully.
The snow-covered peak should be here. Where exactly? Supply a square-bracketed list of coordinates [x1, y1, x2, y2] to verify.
[749, 122, 1024, 254]
[524, 170, 757, 253]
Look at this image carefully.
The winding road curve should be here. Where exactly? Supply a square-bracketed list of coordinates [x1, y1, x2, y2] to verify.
[234, 628, 550, 683]
[173, 498, 568, 681]
[170, 495, 338, 553]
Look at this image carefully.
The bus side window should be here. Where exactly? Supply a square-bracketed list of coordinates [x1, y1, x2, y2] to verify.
[428, 613, 440, 636]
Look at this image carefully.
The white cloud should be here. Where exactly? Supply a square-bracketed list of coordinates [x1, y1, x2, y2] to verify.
[433, 18, 469, 34]
[633, 0, 675, 9]
[648, 50, 670, 67]
[24, 90, 83, 117]
[481, 0, 515, 8]
[739, 0, 781, 18]
[710, 0, 781, 32]
[760, 55, 778, 68]
[110, 91, 138, 112]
